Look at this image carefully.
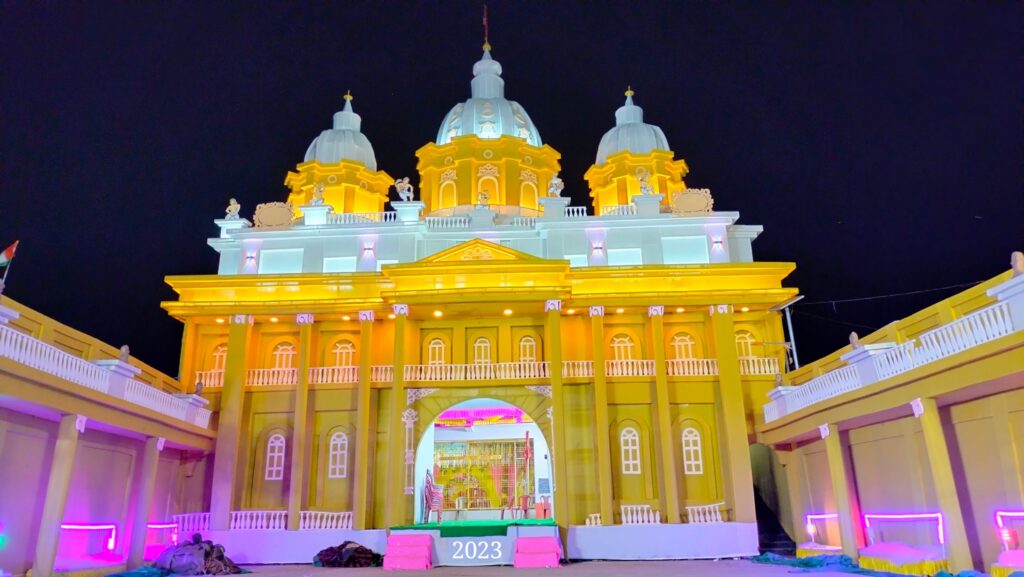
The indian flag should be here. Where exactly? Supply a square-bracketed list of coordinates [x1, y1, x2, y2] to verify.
[0, 241, 18, 267]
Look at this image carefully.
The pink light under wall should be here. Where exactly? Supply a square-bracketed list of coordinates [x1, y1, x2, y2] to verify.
[863, 512, 945, 545]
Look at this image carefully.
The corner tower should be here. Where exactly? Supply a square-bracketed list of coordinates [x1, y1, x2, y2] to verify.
[584, 89, 689, 215]
[285, 93, 394, 216]
[415, 45, 561, 214]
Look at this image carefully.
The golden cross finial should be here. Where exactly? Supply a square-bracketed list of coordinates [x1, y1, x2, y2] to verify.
[625, 86, 635, 97]
[343, 90, 353, 102]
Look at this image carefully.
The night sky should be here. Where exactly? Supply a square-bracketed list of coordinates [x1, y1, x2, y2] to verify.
[2, 2, 1021, 377]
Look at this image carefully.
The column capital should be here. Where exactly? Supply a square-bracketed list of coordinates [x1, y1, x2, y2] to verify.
[818, 423, 832, 439]
[648, 305, 664, 317]
[910, 397, 925, 418]
[392, 304, 409, 316]
[358, 310, 375, 322]
[230, 314, 254, 325]
[75, 415, 88, 433]
[156, 437, 166, 451]
[545, 299, 562, 312]
[709, 304, 734, 315]
[589, 305, 605, 317]
[295, 313, 315, 325]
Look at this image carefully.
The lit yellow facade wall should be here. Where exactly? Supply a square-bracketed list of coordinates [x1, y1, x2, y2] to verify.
[284, 159, 394, 217]
[584, 150, 688, 216]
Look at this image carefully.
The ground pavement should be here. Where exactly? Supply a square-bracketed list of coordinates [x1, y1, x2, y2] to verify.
[242, 559, 851, 577]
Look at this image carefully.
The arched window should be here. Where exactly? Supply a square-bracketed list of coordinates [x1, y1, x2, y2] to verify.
[681, 427, 703, 475]
[265, 433, 286, 481]
[332, 340, 356, 367]
[272, 342, 296, 369]
[620, 427, 641, 475]
[611, 334, 635, 361]
[327, 431, 349, 479]
[473, 337, 492, 364]
[520, 182, 538, 211]
[428, 338, 446, 365]
[211, 343, 227, 371]
[671, 333, 695, 359]
[439, 181, 457, 209]
[477, 176, 498, 204]
[519, 336, 537, 363]
[734, 331, 756, 358]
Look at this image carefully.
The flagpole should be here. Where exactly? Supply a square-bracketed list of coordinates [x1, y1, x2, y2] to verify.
[1, 256, 11, 285]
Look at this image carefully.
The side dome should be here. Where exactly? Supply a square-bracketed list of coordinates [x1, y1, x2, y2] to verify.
[595, 90, 670, 165]
[304, 94, 378, 170]
[435, 47, 542, 147]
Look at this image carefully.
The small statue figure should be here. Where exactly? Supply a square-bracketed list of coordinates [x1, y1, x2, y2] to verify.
[849, 332, 863, 349]
[636, 168, 653, 195]
[1012, 251, 1024, 277]
[194, 381, 204, 396]
[547, 174, 565, 198]
[774, 373, 784, 387]
[477, 189, 489, 207]
[225, 198, 241, 220]
[310, 182, 326, 206]
[394, 177, 415, 202]
[118, 344, 130, 362]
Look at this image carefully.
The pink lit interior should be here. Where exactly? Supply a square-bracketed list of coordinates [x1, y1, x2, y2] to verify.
[863, 513, 945, 545]
[996, 511, 1024, 529]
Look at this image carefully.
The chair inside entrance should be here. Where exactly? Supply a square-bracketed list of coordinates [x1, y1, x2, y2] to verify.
[423, 471, 444, 523]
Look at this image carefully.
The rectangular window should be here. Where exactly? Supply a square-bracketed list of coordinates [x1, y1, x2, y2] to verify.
[258, 249, 304, 274]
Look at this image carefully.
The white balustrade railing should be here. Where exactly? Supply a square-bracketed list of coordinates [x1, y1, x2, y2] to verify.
[739, 357, 780, 375]
[246, 368, 298, 386]
[425, 216, 470, 230]
[125, 379, 189, 421]
[194, 369, 224, 388]
[606, 359, 656, 377]
[561, 360, 594, 378]
[762, 402, 781, 423]
[873, 341, 917, 381]
[299, 511, 353, 530]
[231, 510, 288, 530]
[404, 362, 549, 382]
[371, 365, 394, 382]
[310, 365, 358, 384]
[600, 204, 637, 216]
[172, 512, 210, 533]
[666, 358, 719, 377]
[620, 505, 660, 525]
[0, 324, 111, 394]
[585, 513, 603, 526]
[326, 211, 397, 225]
[916, 301, 1013, 364]
[194, 407, 212, 428]
[508, 216, 536, 228]
[685, 503, 724, 524]
[564, 206, 588, 218]
[766, 365, 862, 423]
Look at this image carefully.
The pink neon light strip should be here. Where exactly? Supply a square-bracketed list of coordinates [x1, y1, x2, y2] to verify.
[805, 513, 839, 524]
[147, 522, 179, 544]
[60, 523, 117, 551]
[863, 513, 945, 545]
[996, 511, 1024, 529]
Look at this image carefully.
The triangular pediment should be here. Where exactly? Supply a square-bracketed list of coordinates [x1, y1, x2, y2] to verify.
[417, 239, 548, 264]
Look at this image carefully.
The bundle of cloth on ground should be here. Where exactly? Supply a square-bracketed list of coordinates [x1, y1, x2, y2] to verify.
[750, 552, 992, 577]
[312, 541, 382, 568]
[151, 533, 246, 575]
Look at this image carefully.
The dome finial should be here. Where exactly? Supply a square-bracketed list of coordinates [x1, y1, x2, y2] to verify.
[482, 4, 491, 51]
[625, 85, 635, 97]
[343, 90, 353, 102]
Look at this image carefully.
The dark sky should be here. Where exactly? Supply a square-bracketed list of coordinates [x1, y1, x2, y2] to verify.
[2, 2, 1021, 377]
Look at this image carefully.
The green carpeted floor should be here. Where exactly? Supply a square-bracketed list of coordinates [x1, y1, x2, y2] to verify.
[391, 518, 556, 538]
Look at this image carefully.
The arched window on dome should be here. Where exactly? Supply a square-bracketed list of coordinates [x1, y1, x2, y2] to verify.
[735, 331, 756, 359]
[671, 333, 696, 359]
[327, 431, 349, 479]
[265, 433, 286, 481]
[681, 427, 703, 475]
[520, 182, 538, 211]
[477, 176, 498, 205]
[473, 338, 492, 364]
[211, 343, 227, 371]
[519, 336, 537, 363]
[428, 339, 446, 366]
[272, 342, 296, 369]
[439, 181, 457, 210]
[331, 340, 355, 367]
[620, 427, 641, 475]
[611, 334, 635, 361]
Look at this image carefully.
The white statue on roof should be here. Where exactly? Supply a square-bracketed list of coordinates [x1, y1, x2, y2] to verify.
[636, 167, 653, 195]
[394, 177, 415, 202]
[225, 198, 241, 220]
[1012, 251, 1023, 277]
[547, 174, 564, 198]
[310, 182, 326, 206]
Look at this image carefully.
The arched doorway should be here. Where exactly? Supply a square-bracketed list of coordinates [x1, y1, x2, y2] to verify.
[413, 398, 554, 524]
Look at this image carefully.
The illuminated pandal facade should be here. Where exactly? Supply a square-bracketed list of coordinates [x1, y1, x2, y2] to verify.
[159, 44, 797, 560]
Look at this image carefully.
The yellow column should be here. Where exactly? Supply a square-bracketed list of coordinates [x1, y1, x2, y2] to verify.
[128, 436, 163, 567]
[545, 300, 570, 535]
[918, 397, 973, 572]
[287, 314, 315, 530]
[589, 306, 614, 525]
[387, 305, 409, 527]
[178, 319, 198, 393]
[709, 305, 756, 523]
[648, 306, 681, 523]
[210, 314, 252, 530]
[353, 310, 375, 529]
[822, 423, 861, 560]
[32, 414, 83, 577]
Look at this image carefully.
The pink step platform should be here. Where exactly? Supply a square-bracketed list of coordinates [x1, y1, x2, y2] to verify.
[513, 536, 561, 569]
[383, 533, 433, 571]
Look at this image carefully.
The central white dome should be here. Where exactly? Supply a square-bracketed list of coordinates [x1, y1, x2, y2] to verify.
[435, 48, 542, 147]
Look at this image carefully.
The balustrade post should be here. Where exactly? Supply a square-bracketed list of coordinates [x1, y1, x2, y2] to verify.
[839, 342, 897, 386]
[287, 314, 315, 530]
